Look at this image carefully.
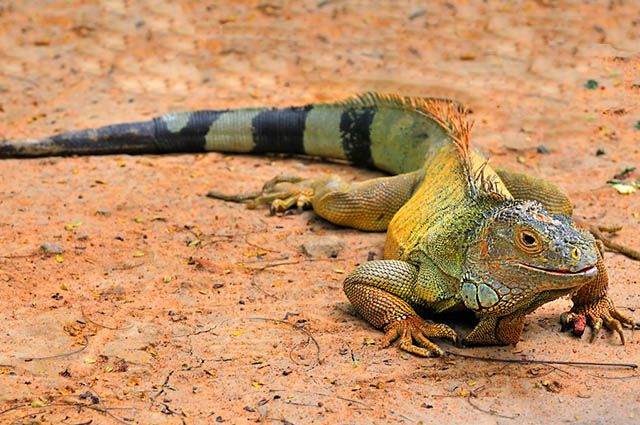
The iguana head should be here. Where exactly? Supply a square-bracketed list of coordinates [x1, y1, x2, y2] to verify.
[461, 200, 598, 317]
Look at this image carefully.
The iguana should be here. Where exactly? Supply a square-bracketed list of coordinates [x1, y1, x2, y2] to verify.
[2, 93, 637, 357]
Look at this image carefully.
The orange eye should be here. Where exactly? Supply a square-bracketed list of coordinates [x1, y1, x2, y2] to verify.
[516, 228, 543, 254]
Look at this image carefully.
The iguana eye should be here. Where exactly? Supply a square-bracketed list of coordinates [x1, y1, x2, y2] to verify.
[522, 232, 536, 245]
[516, 228, 543, 254]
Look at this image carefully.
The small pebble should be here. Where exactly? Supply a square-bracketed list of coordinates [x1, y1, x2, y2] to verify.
[40, 243, 64, 255]
[536, 145, 550, 154]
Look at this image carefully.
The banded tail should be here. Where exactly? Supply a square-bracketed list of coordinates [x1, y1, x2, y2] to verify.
[0, 93, 464, 175]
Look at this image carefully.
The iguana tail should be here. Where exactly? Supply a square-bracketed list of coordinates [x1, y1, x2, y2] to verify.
[0, 93, 462, 175]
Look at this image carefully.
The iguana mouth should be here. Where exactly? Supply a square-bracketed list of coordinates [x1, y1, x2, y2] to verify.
[517, 263, 597, 277]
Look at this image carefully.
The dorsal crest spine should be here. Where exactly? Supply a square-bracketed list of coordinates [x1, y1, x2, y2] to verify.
[338, 93, 506, 201]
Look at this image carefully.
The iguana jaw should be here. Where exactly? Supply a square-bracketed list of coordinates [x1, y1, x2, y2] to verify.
[515, 262, 597, 282]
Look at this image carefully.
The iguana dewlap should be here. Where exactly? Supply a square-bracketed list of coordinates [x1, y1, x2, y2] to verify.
[2, 93, 636, 356]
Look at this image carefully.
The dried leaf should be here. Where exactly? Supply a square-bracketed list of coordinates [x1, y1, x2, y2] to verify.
[610, 183, 636, 194]
[31, 398, 45, 408]
[145, 345, 158, 358]
[64, 221, 83, 231]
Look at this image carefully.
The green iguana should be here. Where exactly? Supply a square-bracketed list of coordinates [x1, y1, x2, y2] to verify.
[2, 93, 638, 357]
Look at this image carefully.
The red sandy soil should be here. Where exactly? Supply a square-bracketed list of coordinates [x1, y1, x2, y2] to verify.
[0, 1, 639, 424]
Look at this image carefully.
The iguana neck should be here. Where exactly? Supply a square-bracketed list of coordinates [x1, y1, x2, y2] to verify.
[384, 144, 511, 278]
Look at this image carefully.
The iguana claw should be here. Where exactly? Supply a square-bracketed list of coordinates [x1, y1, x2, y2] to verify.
[561, 296, 637, 344]
[381, 316, 457, 357]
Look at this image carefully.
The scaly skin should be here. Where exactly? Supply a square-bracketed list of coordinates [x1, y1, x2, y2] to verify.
[1, 93, 636, 356]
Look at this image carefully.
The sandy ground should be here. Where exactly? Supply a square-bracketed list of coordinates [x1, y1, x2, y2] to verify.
[0, 1, 639, 424]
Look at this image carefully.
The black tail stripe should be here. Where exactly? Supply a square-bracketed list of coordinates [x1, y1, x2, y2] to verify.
[251, 105, 312, 154]
[340, 107, 375, 166]
[153, 110, 225, 152]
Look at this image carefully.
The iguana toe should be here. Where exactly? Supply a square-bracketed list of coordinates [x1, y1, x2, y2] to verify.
[590, 317, 603, 343]
[269, 192, 312, 215]
[381, 316, 457, 357]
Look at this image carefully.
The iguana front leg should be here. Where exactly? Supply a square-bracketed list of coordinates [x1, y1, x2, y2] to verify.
[561, 240, 638, 343]
[343, 260, 457, 357]
[209, 169, 424, 231]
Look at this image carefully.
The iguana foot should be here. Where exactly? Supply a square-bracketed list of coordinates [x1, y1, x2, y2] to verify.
[207, 174, 314, 214]
[381, 316, 457, 357]
[561, 296, 638, 344]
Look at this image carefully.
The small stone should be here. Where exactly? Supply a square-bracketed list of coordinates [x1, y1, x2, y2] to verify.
[40, 243, 64, 255]
[300, 236, 345, 258]
[536, 145, 549, 154]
